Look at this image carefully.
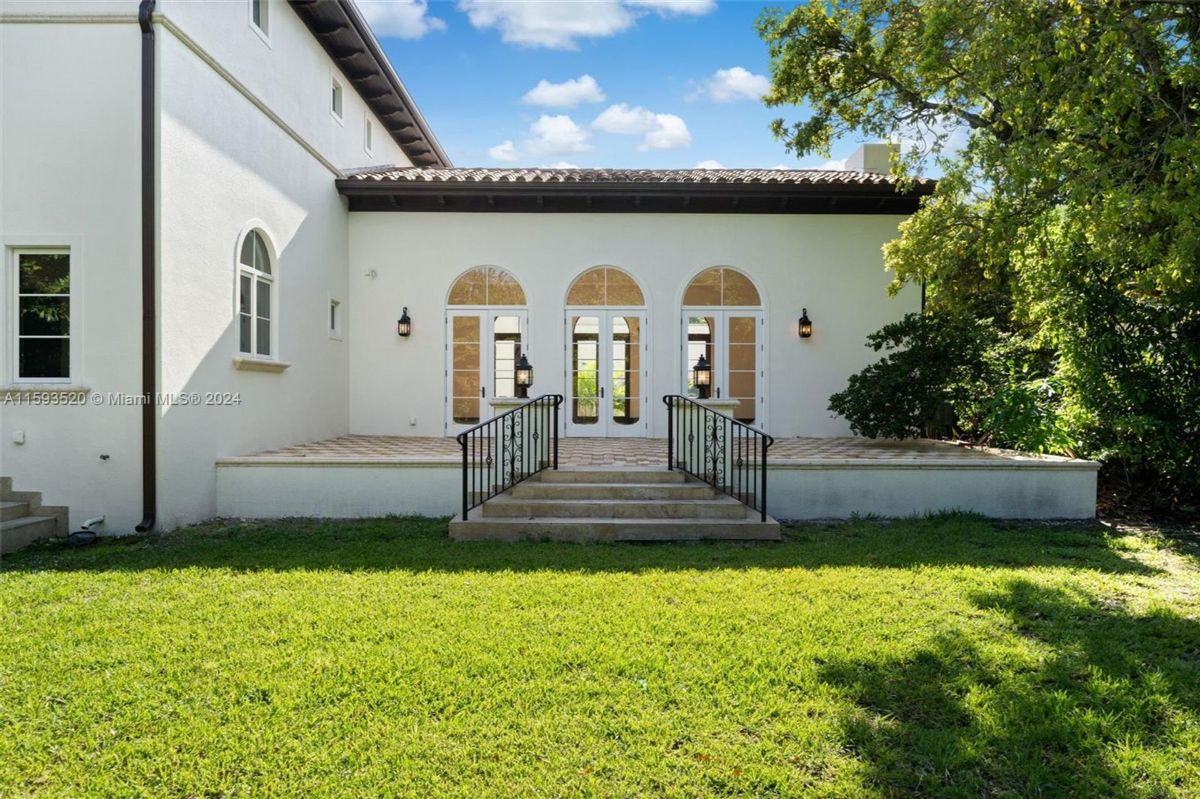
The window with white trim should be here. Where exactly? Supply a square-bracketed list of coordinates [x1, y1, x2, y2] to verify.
[364, 117, 374, 155]
[331, 77, 344, 120]
[237, 230, 274, 358]
[250, 0, 268, 37]
[12, 249, 71, 381]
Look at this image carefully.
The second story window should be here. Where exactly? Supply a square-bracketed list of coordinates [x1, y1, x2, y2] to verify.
[331, 77, 344, 121]
[250, 0, 268, 37]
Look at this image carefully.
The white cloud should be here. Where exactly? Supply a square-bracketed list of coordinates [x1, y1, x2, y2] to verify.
[358, 0, 446, 39]
[692, 66, 771, 103]
[626, 0, 716, 14]
[592, 104, 691, 151]
[527, 114, 591, 156]
[820, 158, 847, 171]
[546, 161, 580, 169]
[457, 0, 714, 49]
[457, 0, 633, 49]
[695, 159, 724, 169]
[488, 140, 518, 162]
[522, 75, 606, 108]
[771, 164, 795, 170]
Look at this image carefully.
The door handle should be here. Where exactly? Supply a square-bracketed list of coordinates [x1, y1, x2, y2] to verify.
[716, 387, 721, 398]
[481, 386, 486, 398]
[600, 386, 605, 399]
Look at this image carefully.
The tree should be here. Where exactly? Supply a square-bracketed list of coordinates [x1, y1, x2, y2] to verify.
[760, 0, 1200, 501]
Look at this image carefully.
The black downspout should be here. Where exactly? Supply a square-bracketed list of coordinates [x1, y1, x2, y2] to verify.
[135, 0, 156, 533]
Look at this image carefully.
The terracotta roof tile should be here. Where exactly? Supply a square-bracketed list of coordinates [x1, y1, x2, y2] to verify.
[343, 166, 928, 188]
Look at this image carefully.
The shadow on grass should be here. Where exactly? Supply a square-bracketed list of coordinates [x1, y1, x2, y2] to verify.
[1, 513, 1162, 577]
[818, 579, 1200, 797]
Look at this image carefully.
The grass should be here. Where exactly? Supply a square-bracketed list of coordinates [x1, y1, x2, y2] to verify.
[2, 516, 1199, 798]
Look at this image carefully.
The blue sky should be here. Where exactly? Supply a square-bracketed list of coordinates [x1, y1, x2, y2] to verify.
[359, 0, 864, 169]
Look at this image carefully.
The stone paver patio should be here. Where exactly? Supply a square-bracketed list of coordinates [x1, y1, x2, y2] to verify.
[237, 435, 1053, 465]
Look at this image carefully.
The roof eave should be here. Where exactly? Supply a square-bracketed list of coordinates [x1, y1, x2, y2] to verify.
[289, 0, 450, 167]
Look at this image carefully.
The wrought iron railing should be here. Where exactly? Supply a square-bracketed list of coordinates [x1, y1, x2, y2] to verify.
[456, 394, 563, 518]
[662, 395, 775, 521]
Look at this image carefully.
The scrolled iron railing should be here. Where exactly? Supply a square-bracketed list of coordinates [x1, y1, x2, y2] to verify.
[456, 394, 563, 519]
[662, 394, 774, 521]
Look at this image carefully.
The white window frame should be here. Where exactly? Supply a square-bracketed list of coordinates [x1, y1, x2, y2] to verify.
[330, 73, 344, 124]
[235, 227, 278, 361]
[248, 0, 270, 44]
[5, 243, 80, 386]
[328, 296, 343, 341]
[364, 116, 374, 157]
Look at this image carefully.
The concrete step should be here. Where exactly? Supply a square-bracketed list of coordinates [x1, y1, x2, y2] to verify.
[0, 500, 30, 522]
[536, 469, 686, 485]
[450, 508, 781, 543]
[510, 481, 716, 500]
[0, 515, 59, 555]
[482, 495, 748, 519]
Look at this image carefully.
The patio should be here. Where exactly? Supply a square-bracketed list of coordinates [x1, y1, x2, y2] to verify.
[214, 435, 1098, 521]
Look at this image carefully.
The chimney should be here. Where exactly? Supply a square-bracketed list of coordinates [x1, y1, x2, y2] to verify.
[845, 142, 895, 174]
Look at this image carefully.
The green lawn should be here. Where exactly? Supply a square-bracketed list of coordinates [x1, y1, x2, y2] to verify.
[2, 516, 1199, 798]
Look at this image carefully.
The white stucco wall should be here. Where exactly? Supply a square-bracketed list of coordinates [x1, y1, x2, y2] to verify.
[347, 213, 920, 438]
[0, 18, 143, 532]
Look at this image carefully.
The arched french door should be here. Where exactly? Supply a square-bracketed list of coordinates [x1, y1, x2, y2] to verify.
[445, 266, 528, 434]
[564, 267, 649, 437]
[681, 267, 765, 426]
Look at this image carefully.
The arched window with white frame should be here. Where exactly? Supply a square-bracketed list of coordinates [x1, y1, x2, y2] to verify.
[237, 229, 275, 358]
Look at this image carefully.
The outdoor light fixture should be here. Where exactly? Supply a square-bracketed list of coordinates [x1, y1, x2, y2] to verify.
[397, 307, 412, 337]
[515, 353, 533, 398]
[798, 308, 813, 339]
[693, 353, 712, 399]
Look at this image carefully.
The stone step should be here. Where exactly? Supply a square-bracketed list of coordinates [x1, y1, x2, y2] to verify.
[0, 515, 59, 555]
[510, 481, 716, 500]
[0, 500, 30, 522]
[450, 509, 781, 543]
[481, 495, 748, 520]
[536, 469, 686, 485]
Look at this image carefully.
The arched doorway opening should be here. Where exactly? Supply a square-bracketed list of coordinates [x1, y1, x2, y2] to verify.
[681, 267, 764, 425]
[564, 266, 649, 437]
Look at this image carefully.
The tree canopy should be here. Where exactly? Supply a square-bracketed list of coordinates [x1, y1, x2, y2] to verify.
[760, 0, 1200, 501]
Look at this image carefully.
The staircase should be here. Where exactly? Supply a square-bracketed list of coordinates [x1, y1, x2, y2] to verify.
[1, 477, 68, 555]
[449, 468, 781, 542]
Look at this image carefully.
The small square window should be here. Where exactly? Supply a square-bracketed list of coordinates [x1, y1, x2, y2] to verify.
[250, 0, 268, 37]
[331, 78, 344, 120]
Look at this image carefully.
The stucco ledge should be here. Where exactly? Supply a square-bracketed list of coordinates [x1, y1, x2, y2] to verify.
[232, 357, 292, 373]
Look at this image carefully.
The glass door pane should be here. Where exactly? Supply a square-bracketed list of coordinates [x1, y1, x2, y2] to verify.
[571, 316, 599, 425]
[493, 314, 521, 398]
[611, 315, 640, 426]
[686, 316, 715, 399]
[451, 314, 481, 424]
[727, 315, 758, 423]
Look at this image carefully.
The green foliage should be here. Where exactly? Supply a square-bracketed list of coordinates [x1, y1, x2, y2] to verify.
[3, 517, 1200, 797]
[829, 312, 1069, 451]
[761, 0, 1200, 498]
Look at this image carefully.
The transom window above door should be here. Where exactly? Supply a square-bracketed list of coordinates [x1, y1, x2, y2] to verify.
[566, 267, 645, 306]
[683, 267, 761, 306]
[447, 266, 526, 306]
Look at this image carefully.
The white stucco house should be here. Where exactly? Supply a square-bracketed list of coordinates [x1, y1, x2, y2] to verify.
[0, 0, 1097, 548]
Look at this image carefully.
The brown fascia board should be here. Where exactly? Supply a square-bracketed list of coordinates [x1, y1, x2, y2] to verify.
[289, 0, 450, 167]
[334, 178, 933, 214]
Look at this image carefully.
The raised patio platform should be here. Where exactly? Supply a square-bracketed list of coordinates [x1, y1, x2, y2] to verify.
[215, 436, 1099, 521]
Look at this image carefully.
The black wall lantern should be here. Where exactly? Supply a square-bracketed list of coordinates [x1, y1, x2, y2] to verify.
[397, 307, 412, 337]
[515, 353, 533, 398]
[693, 353, 712, 399]
[798, 308, 813, 339]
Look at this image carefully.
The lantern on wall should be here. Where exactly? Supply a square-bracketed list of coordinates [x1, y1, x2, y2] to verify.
[515, 354, 533, 398]
[397, 307, 412, 337]
[693, 353, 712, 399]
[798, 308, 813, 339]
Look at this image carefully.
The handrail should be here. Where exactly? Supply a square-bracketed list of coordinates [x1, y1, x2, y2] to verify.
[662, 395, 775, 522]
[456, 394, 563, 519]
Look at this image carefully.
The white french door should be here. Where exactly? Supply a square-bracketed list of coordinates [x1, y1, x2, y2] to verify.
[445, 309, 528, 434]
[565, 311, 649, 437]
[681, 310, 764, 425]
